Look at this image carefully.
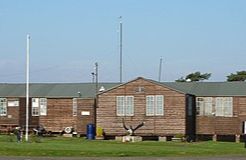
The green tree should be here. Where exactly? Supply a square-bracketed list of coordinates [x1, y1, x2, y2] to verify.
[175, 72, 211, 82]
[227, 71, 246, 81]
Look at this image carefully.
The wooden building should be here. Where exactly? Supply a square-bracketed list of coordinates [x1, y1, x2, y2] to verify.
[97, 77, 196, 140]
[97, 77, 246, 141]
[0, 83, 117, 135]
[164, 82, 246, 141]
[1, 77, 246, 141]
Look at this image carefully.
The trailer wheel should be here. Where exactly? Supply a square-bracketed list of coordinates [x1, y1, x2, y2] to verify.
[64, 127, 72, 134]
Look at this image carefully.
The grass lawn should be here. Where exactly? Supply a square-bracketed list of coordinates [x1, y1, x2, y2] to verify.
[0, 135, 246, 157]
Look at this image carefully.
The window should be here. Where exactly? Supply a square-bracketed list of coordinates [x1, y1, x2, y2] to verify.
[73, 98, 77, 116]
[146, 95, 164, 116]
[116, 96, 134, 116]
[197, 97, 233, 117]
[196, 97, 212, 116]
[0, 98, 7, 116]
[8, 99, 19, 107]
[215, 97, 233, 117]
[146, 96, 155, 116]
[32, 98, 39, 116]
[40, 98, 47, 116]
[32, 98, 47, 116]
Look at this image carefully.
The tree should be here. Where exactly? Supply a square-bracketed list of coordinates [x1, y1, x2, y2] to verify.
[175, 72, 211, 82]
[227, 71, 246, 82]
[175, 77, 186, 82]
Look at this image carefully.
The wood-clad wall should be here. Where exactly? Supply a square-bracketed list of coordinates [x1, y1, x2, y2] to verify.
[196, 96, 246, 135]
[19, 98, 39, 128]
[0, 98, 20, 132]
[39, 98, 95, 134]
[0, 102, 19, 125]
[97, 78, 187, 137]
[0, 97, 95, 134]
[76, 98, 95, 134]
[39, 98, 75, 132]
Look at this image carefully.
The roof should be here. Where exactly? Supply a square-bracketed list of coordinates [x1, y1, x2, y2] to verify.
[0, 80, 245, 98]
[162, 82, 246, 96]
[0, 83, 120, 98]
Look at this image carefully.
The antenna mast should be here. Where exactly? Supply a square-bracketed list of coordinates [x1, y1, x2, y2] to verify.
[158, 58, 163, 82]
[119, 16, 123, 83]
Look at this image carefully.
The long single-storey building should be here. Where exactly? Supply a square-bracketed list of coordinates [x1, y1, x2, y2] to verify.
[0, 83, 118, 134]
[0, 77, 246, 141]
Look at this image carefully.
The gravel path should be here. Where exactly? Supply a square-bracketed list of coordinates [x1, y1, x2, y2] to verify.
[0, 156, 245, 160]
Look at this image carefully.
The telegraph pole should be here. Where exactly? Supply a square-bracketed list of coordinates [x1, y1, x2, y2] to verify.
[95, 62, 98, 94]
[25, 34, 30, 142]
[92, 62, 98, 94]
[119, 16, 123, 83]
[93, 62, 98, 129]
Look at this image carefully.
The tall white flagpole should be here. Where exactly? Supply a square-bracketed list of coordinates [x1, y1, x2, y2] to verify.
[25, 34, 30, 142]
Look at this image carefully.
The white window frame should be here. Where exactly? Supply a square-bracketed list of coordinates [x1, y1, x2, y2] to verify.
[156, 95, 164, 115]
[146, 96, 155, 116]
[32, 98, 47, 116]
[0, 98, 7, 116]
[215, 97, 233, 117]
[40, 98, 47, 116]
[116, 96, 134, 116]
[32, 98, 40, 116]
[204, 97, 213, 116]
[196, 97, 213, 116]
[73, 98, 77, 116]
[146, 95, 164, 116]
[196, 97, 204, 115]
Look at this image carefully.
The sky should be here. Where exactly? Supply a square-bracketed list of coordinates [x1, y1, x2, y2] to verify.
[0, 0, 246, 83]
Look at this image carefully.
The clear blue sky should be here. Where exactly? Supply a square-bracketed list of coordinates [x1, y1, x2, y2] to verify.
[0, 0, 245, 83]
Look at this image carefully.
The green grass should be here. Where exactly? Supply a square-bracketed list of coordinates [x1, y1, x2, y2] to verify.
[0, 135, 246, 157]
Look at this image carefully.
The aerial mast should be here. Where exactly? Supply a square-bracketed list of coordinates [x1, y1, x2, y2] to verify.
[158, 58, 163, 82]
[119, 16, 123, 83]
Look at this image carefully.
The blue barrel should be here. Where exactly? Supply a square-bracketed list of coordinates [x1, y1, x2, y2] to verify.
[86, 124, 95, 140]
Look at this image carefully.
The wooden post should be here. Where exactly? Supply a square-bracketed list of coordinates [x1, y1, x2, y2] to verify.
[235, 134, 240, 143]
[159, 136, 167, 142]
[243, 121, 246, 148]
[212, 134, 217, 142]
[244, 135, 246, 148]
